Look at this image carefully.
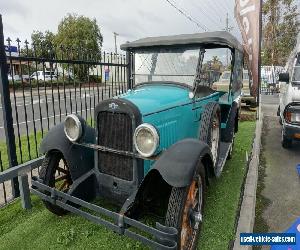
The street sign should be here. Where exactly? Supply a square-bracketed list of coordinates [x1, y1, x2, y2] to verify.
[4, 45, 18, 56]
[105, 67, 110, 81]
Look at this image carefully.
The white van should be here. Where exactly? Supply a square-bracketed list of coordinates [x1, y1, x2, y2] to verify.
[278, 34, 300, 148]
[30, 71, 57, 81]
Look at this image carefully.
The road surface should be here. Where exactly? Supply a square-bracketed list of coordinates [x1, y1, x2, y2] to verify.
[255, 94, 300, 236]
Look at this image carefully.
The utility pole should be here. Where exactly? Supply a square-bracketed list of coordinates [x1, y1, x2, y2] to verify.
[225, 13, 234, 67]
[113, 32, 119, 55]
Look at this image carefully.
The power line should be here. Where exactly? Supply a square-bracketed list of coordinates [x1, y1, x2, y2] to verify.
[164, 0, 209, 31]
[207, 0, 239, 37]
[189, 1, 224, 30]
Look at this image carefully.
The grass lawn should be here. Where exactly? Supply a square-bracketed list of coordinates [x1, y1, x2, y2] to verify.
[0, 131, 44, 171]
[0, 121, 255, 250]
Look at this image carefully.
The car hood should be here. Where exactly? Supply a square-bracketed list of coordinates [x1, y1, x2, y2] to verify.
[118, 84, 191, 116]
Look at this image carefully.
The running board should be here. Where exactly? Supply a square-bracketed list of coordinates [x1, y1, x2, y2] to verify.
[215, 142, 232, 177]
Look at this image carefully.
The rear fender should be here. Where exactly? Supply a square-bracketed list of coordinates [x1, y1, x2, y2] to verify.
[40, 122, 95, 180]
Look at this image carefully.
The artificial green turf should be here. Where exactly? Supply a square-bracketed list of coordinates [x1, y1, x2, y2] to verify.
[199, 121, 255, 249]
[0, 121, 255, 250]
[0, 196, 147, 250]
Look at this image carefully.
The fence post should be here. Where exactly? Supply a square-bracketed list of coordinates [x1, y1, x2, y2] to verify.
[0, 15, 19, 197]
[126, 51, 132, 89]
[18, 174, 31, 209]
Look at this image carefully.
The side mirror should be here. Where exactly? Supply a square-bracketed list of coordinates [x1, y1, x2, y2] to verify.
[279, 73, 289, 83]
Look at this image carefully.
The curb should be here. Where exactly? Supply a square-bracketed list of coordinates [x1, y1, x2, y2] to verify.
[233, 106, 263, 250]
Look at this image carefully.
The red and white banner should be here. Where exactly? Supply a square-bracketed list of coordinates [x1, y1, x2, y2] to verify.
[235, 0, 261, 97]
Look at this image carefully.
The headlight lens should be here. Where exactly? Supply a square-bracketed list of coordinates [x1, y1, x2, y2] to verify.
[134, 124, 159, 157]
[64, 114, 83, 142]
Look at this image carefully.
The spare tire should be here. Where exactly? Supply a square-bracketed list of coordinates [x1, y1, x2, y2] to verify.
[199, 102, 221, 167]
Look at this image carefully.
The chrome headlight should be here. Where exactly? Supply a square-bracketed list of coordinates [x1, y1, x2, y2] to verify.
[133, 123, 159, 157]
[64, 114, 83, 142]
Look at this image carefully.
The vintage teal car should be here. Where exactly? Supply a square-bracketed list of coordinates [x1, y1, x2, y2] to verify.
[32, 31, 243, 250]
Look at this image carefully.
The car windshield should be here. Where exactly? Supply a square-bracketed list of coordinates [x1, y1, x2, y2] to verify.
[292, 54, 300, 84]
[243, 72, 249, 80]
[134, 48, 200, 87]
[134, 47, 232, 88]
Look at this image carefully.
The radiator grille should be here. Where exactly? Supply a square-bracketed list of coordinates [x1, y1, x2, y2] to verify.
[97, 111, 133, 181]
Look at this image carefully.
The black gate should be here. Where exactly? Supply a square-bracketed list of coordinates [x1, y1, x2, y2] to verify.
[0, 15, 129, 206]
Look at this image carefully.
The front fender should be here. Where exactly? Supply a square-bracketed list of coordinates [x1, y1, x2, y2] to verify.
[151, 139, 213, 188]
[40, 121, 95, 180]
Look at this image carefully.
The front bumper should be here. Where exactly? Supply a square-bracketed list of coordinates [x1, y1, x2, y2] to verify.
[283, 123, 300, 140]
[31, 177, 178, 250]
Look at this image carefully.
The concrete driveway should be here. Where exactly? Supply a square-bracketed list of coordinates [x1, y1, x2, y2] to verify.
[255, 94, 300, 236]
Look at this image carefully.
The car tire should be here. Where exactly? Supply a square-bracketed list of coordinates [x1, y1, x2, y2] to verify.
[39, 151, 73, 216]
[277, 106, 283, 125]
[199, 102, 221, 167]
[281, 132, 292, 149]
[165, 162, 206, 250]
[279, 116, 283, 126]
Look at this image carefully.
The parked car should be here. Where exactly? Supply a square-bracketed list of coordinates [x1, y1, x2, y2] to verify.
[212, 70, 256, 106]
[211, 70, 231, 92]
[30, 70, 57, 81]
[241, 70, 257, 106]
[32, 31, 243, 249]
[7, 74, 21, 81]
[21, 75, 31, 82]
[278, 50, 300, 148]
[57, 70, 74, 80]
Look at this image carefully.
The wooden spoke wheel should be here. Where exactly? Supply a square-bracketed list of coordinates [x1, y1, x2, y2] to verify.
[165, 163, 206, 250]
[39, 151, 73, 215]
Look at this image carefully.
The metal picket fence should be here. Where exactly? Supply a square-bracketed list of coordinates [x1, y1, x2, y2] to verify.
[260, 65, 285, 95]
[0, 15, 129, 207]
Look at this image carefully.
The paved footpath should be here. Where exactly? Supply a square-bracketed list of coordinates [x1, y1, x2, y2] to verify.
[256, 94, 300, 235]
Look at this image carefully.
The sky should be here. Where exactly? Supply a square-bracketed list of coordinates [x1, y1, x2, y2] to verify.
[1, 0, 299, 52]
[0, 0, 241, 52]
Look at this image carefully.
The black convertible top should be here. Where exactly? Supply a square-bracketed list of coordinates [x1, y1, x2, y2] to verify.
[120, 31, 243, 52]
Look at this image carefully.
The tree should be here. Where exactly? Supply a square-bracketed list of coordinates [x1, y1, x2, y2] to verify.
[277, 0, 299, 63]
[31, 30, 55, 57]
[28, 14, 103, 80]
[55, 13, 103, 58]
[211, 56, 223, 71]
[262, 0, 299, 65]
[54, 14, 103, 80]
